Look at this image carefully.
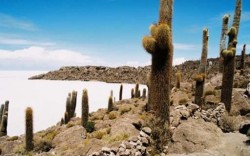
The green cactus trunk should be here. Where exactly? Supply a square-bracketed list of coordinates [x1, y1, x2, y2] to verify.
[0, 104, 4, 125]
[142, 88, 147, 99]
[25, 107, 34, 151]
[70, 91, 77, 118]
[219, 15, 230, 73]
[108, 96, 114, 112]
[221, 0, 241, 113]
[119, 84, 123, 100]
[240, 44, 246, 69]
[0, 115, 8, 137]
[64, 112, 69, 124]
[131, 88, 135, 98]
[135, 83, 139, 98]
[194, 28, 209, 107]
[82, 89, 89, 128]
[175, 72, 181, 89]
[142, 0, 173, 151]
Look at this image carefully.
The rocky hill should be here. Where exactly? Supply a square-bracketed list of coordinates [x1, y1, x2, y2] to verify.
[29, 55, 250, 88]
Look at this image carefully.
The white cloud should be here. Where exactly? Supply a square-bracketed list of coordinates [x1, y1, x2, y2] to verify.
[0, 46, 94, 70]
[0, 13, 37, 31]
[0, 38, 55, 46]
[174, 43, 199, 51]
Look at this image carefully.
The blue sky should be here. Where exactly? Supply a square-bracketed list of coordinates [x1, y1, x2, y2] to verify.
[0, 0, 249, 70]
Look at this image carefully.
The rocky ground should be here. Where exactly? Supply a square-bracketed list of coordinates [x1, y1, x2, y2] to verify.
[0, 84, 250, 155]
[1, 57, 250, 156]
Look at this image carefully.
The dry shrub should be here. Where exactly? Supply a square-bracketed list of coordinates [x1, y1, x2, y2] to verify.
[108, 111, 119, 120]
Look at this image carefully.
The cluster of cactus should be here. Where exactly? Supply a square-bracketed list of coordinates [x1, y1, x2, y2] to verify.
[219, 14, 230, 73]
[240, 44, 246, 70]
[142, 0, 173, 151]
[82, 89, 89, 128]
[131, 83, 141, 98]
[194, 28, 209, 107]
[63, 90, 78, 124]
[221, 0, 242, 113]
[0, 101, 9, 137]
[25, 107, 34, 151]
[175, 71, 181, 89]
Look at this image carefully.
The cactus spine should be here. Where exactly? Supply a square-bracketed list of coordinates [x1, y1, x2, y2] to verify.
[175, 71, 181, 89]
[240, 44, 246, 69]
[82, 89, 89, 128]
[194, 28, 209, 106]
[25, 107, 34, 151]
[219, 14, 230, 73]
[142, 0, 173, 151]
[119, 84, 123, 101]
[221, 0, 241, 113]
[108, 96, 114, 112]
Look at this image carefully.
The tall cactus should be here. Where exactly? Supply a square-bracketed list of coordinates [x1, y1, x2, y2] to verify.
[219, 14, 230, 73]
[175, 71, 181, 89]
[0, 101, 9, 137]
[142, 88, 147, 99]
[194, 28, 209, 106]
[240, 44, 246, 69]
[131, 88, 135, 98]
[25, 107, 34, 151]
[64, 112, 69, 124]
[108, 95, 114, 112]
[82, 89, 89, 128]
[221, 0, 241, 113]
[119, 84, 123, 101]
[135, 83, 139, 98]
[142, 0, 173, 151]
[70, 91, 77, 118]
[0, 104, 4, 125]
[0, 114, 8, 137]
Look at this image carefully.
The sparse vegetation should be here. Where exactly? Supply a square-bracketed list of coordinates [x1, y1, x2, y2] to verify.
[85, 121, 95, 133]
[108, 111, 119, 119]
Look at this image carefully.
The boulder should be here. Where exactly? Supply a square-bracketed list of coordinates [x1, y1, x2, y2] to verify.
[168, 118, 223, 154]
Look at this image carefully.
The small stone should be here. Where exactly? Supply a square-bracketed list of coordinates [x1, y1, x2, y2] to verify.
[130, 136, 138, 142]
[141, 137, 149, 146]
[135, 151, 142, 156]
[91, 152, 99, 156]
[142, 127, 152, 135]
[140, 131, 149, 138]
[180, 109, 190, 119]
[102, 147, 111, 152]
[175, 105, 186, 110]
